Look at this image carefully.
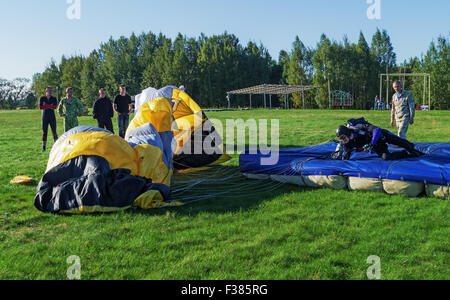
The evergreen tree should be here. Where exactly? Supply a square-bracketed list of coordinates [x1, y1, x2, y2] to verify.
[285, 36, 315, 108]
[355, 32, 373, 109]
[197, 33, 242, 107]
[371, 28, 397, 99]
[141, 34, 173, 90]
[81, 50, 106, 107]
[60, 55, 85, 100]
[312, 34, 332, 107]
[423, 35, 449, 109]
[32, 59, 61, 99]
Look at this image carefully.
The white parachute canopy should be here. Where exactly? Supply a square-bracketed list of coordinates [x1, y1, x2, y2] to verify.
[134, 86, 181, 114]
[134, 87, 158, 115]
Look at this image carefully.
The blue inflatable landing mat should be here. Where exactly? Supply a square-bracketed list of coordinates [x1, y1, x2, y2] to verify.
[239, 143, 450, 186]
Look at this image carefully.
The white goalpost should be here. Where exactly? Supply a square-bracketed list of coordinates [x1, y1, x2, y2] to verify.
[379, 73, 431, 110]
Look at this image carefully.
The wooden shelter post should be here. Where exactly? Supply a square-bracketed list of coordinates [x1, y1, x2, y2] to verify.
[264, 85, 267, 109]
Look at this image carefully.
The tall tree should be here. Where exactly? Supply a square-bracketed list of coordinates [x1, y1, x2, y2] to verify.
[197, 33, 242, 107]
[31, 59, 61, 99]
[422, 35, 449, 109]
[81, 50, 106, 107]
[355, 32, 373, 109]
[285, 36, 314, 108]
[371, 28, 397, 102]
[312, 34, 332, 107]
[169, 34, 197, 90]
[141, 34, 173, 90]
[60, 55, 85, 100]
[100, 35, 142, 98]
[371, 28, 396, 73]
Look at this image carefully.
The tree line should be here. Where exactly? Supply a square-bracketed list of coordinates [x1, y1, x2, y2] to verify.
[0, 78, 35, 109]
[2, 29, 447, 110]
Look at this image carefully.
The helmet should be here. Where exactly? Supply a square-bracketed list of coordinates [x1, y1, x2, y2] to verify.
[336, 125, 352, 138]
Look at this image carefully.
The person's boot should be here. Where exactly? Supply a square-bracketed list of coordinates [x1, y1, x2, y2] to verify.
[383, 151, 409, 160]
[407, 143, 425, 157]
[410, 149, 425, 157]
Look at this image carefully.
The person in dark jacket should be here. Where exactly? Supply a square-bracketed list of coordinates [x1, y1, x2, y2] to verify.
[93, 88, 114, 133]
[333, 119, 424, 161]
[39, 87, 58, 152]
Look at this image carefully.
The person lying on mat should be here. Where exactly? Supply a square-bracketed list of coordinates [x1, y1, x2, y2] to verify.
[333, 122, 424, 161]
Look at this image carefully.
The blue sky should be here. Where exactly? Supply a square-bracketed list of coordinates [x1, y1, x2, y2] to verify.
[1, 0, 449, 80]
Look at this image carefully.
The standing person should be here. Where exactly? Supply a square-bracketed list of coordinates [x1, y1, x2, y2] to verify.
[39, 87, 58, 152]
[374, 95, 380, 110]
[93, 88, 114, 133]
[390, 80, 415, 140]
[114, 84, 133, 138]
[57, 87, 85, 132]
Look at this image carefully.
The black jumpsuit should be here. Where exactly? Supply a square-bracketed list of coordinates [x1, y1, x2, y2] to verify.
[39, 96, 58, 142]
[340, 124, 420, 160]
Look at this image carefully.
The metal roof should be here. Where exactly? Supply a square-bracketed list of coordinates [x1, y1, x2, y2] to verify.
[227, 84, 320, 95]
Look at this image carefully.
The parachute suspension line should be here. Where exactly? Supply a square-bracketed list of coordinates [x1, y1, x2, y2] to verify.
[170, 164, 293, 205]
[170, 138, 339, 206]
[173, 167, 239, 184]
[174, 179, 289, 205]
[173, 178, 288, 197]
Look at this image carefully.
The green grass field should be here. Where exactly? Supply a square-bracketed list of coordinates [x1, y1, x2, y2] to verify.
[0, 109, 448, 280]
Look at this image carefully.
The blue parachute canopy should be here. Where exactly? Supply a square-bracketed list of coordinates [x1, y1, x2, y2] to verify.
[240, 143, 450, 186]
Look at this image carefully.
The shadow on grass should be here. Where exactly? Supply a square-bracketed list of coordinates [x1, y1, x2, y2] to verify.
[126, 165, 311, 217]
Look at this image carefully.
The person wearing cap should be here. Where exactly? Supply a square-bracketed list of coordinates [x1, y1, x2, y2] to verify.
[333, 122, 423, 161]
[390, 80, 415, 140]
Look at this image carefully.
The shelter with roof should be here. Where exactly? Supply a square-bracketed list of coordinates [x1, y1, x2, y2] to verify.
[226, 84, 321, 109]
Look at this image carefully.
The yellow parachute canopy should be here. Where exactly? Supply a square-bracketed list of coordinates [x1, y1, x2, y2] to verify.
[10, 175, 33, 184]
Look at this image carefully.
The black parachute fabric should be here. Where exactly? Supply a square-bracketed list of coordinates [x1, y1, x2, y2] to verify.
[35, 155, 155, 213]
[173, 122, 223, 170]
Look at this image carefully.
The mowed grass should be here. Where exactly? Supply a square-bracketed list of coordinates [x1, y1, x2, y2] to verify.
[0, 109, 448, 280]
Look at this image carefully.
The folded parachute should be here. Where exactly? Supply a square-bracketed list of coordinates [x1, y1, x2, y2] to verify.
[133, 86, 231, 170]
[34, 87, 232, 214]
[35, 97, 180, 214]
